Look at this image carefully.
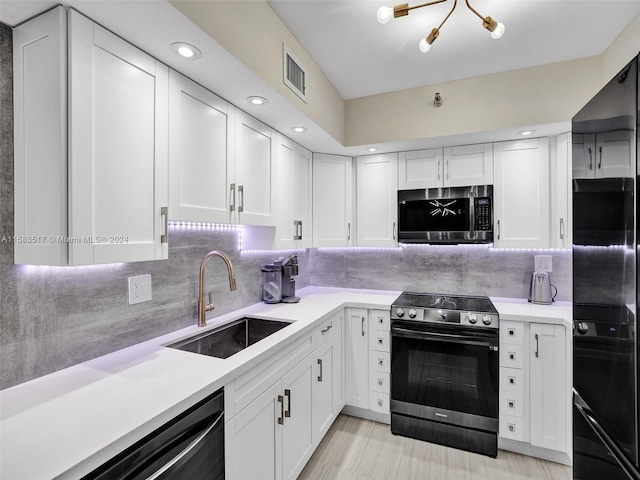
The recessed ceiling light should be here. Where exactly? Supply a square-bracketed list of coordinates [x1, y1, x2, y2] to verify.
[247, 96, 269, 106]
[367, 147, 379, 152]
[170, 42, 202, 60]
[517, 130, 535, 137]
[291, 126, 308, 133]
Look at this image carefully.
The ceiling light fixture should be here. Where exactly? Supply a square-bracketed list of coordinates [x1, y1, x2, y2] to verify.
[170, 42, 202, 60]
[367, 147, 379, 152]
[378, 0, 505, 53]
[247, 96, 269, 106]
[517, 130, 535, 136]
[291, 126, 308, 133]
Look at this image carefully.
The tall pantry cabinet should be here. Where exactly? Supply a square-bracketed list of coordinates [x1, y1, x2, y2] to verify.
[14, 7, 169, 265]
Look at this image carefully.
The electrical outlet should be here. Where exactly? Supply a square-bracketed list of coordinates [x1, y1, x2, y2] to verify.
[534, 255, 552, 273]
[128, 274, 152, 305]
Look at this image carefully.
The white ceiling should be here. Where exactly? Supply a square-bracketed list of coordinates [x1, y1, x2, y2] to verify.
[268, 0, 640, 99]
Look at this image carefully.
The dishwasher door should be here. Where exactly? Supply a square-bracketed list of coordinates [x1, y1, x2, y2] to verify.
[83, 388, 224, 480]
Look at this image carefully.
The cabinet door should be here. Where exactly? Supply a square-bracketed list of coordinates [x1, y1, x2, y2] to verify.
[293, 144, 313, 248]
[356, 153, 398, 247]
[529, 323, 568, 453]
[596, 130, 633, 178]
[345, 308, 369, 409]
[312, 154, 354, 247]
[235, 110, 276, 226]
[275, 134, 296, 250]
[168, 70, 230, 224]
[493, 138, 550, 248]
[444, 143, 493, 187]
[68, 10, 168, 265]
[398, 149, 443, 189]
[225, 382, 282, 480]
[551, 133, 572, 248]
[281, 355, 314, 480]
[313, 334, 339, 444]
[13, 7, 68, 265]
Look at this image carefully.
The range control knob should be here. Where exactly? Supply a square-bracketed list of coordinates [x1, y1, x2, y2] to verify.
[576, 322, 589, 335]
[408, 308, 417, 319]
[482, 315, 493, 326]
[468, 313, 478, 324]
[396, 308, 405, 318]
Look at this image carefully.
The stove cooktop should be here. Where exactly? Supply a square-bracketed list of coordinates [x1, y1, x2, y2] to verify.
[393, 292, 498, 313]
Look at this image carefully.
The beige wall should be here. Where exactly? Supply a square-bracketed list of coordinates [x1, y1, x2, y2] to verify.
[170, 0, 345, 145]
[601, 14, 640, 85]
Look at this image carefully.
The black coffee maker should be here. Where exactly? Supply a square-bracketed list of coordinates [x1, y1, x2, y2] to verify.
[262, 254, 300, 304]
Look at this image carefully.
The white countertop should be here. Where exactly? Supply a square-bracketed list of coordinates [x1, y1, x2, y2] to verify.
[0, 287, 573, 480]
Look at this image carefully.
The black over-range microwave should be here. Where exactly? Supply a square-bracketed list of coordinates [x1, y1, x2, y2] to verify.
[397, 185, 493, 244]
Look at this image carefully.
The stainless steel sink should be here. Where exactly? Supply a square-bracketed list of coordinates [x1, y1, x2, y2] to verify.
[167, 317, 290, 359]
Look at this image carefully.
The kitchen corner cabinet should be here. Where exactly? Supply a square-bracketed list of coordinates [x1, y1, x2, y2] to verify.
[356, 153, 398, 247]
[274, 134, 313, 249]
[572, 130, 633, 179]
[499, 320, 571, 464]
[168, 71, 231, 224]
[345, 308, 369, 409]
[225, 313, 343, 480]
[397, 143, 493, 190]
[550, 133, 572, 248]
[493, 138, 550, 249]
[14, 7, 168, 265]
[312, 154, 354, 247]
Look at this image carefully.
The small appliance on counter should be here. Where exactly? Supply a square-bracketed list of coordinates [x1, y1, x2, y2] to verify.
[262, 254, 300, 304]
[528, 271, 557, 305]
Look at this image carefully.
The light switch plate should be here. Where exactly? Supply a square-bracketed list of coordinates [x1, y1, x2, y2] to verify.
[534, 255, 552, 273]
[128, 274, 152, 305]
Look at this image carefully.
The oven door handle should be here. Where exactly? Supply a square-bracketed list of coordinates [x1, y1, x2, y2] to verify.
[392, 327, 498, 348]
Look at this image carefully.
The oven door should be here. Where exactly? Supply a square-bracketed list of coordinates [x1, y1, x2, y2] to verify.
[391, 320, 499, 428]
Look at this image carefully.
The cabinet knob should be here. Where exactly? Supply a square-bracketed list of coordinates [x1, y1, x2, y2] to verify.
[508, 424, 515, 432]
[509, 377, 515, 384]
[509, 329, 515, 336]
[378, 359, 384, 366]
[378, 378, 383, 386]
[378, 399, 383, 407]
[378, 337, 383, 344]
[508, 401, 515, 408]
[509, 352, 515, 360]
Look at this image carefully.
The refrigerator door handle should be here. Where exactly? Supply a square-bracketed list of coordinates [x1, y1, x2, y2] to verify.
[574, 389, 640, 480]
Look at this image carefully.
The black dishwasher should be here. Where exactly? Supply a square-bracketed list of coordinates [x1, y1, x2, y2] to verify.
[83, 388, 224, 480]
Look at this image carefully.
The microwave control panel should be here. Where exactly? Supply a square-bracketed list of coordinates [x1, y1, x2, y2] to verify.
[474, 198, 492, 231]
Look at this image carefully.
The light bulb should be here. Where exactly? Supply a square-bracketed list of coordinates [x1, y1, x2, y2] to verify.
[377, 6, 394, 24]
[491, 22, 505, 39]
[419, 38, 432, 53]
[177, 46, 195, 58]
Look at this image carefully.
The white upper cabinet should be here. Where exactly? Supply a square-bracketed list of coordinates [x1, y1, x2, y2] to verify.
[233, 110, 277, 227]
[493, 138, 550, 249]
[572, 131, 633, 179]
[14, 7, 169, 265]
[356, 154, 398, 247]
[398, 144, 493, 190]
[551, 133, 572, 249]
[312, 154, 354, 247]
[168, 71, 231, 224]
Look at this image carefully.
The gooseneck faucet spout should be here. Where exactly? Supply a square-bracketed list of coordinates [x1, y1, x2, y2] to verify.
[198, 250, 238, 327]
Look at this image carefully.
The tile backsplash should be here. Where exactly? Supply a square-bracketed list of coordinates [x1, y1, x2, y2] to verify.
[0, 22, 571, 389]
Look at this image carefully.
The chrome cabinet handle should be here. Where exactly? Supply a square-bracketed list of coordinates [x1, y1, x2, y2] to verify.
[237, 185, 244, 213]
[278, 395, 284, 425]
[361, 317, 365, 336]
[437, 160, 441, 180]
[535, 333, 539, 358]
[317, 359, 323, 382]
[497, 220, 501, 240]
[392, 222, 396, 241]
[446, 160, 449, 179]
[293, 220, 302, 240]
[560, 218, 565, 240]
[347, 222, 351, 241]
[284, 389, 291, 418]
[160, 207, 168, 244]
[598, 146, 602, 169]
[321, 323, 333, 334]
[588, 147, 593, 170]
[229, 183, 236, 212]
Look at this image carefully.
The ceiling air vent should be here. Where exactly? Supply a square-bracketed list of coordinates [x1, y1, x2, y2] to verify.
[283, 44, 307, 103]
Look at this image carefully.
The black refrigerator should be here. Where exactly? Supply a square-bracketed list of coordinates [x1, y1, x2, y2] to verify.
[572, 54, 640, 480]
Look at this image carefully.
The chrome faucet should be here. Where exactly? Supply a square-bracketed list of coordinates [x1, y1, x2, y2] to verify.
[198, 250, 238, 327]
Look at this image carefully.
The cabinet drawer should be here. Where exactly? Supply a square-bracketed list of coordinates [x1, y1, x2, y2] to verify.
[369, 310, 390, 331]
[370, 392, 390, 414]
[369, 371, 390, 394]
[500, 415, 525, 442]
[500, 320, 525, 345]
[313, 315, 337, 346]
[500, 392, 524, 418]
[370, 351, 390, 373]
[500, 367, 524, 394]
[369, 331, 390, 352]
[500, 343, 524, 369]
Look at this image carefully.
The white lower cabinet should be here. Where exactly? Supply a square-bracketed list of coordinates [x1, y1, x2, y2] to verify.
[498, 319, 571, 465]
[225, 312, 343, 480]
[345, 308, 369, 409]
